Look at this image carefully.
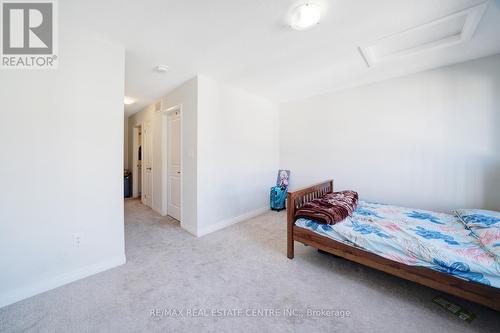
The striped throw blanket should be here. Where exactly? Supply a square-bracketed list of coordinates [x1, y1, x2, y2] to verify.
[295, 190, 359, 224]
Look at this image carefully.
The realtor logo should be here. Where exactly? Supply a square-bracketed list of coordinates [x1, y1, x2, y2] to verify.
[1, 0, 58, 68]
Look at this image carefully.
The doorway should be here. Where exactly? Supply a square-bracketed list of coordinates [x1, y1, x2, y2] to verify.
[132, 125, 142, 199]
[132, 122, 153, 208]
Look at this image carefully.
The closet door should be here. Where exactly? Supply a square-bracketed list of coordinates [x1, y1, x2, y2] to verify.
[167, 111, 181, 221]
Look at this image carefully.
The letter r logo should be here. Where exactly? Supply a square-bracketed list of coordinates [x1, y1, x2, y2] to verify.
[2, 2, 53, 54]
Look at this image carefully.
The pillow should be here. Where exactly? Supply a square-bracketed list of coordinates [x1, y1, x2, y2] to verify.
[454, 209, 500, 229]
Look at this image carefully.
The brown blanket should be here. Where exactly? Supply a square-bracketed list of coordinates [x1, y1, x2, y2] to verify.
[295, 190, 359, 224]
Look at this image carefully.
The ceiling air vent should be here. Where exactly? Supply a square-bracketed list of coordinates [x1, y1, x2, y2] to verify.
[358, 2, 488, 67]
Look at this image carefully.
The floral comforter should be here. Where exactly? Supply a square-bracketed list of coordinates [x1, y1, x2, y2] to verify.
[296, 201, 500, 288]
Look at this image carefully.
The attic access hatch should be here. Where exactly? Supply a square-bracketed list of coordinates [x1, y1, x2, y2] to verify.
[358, 2, 488, 67]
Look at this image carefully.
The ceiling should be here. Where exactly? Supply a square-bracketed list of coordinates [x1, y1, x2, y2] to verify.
[63, 0, 500, 115]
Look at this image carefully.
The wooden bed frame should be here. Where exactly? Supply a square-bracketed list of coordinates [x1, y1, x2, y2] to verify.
[287, 180, 500, 312]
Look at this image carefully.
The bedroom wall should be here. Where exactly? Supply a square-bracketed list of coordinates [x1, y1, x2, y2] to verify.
[197, 76, 280, 236]
[280, 54, 500, 212]
[0, 29, 125, 307]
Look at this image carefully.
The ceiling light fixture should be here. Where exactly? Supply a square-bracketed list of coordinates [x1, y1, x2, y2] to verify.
[124, 97, 136, 105]
[154, 65, 169, 73]
[289, 3, 321, 30]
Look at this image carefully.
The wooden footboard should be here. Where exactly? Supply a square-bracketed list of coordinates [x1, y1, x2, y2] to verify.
[287, 180, 333, 259]
[286, 180, 500, 312]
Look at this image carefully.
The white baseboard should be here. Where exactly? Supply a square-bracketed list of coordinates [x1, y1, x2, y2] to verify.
[181, 223, 198, 237]
[0, 254, 126, 309]
[152, 204, 164, 216]
[196, 207, 269, 237]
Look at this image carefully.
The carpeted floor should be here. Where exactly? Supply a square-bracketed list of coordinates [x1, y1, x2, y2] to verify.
[1, 199, 499, 332]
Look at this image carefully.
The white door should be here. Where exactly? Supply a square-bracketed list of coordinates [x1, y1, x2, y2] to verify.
[167, 111, 181, 221]
[142, 122, 153, 208]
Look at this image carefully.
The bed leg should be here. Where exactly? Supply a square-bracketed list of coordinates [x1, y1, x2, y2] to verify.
[287, 234, 294, 259]
[287, 215, 294, 259]
[287, 194, 295, 259]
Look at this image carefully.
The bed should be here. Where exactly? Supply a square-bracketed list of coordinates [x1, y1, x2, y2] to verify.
[287, 180, 500, 311]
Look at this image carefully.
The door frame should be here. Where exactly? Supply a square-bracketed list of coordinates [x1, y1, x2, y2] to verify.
[131, 124, 143, 199]
[161, 104, 183, 221]
[141, 121, 153, 207]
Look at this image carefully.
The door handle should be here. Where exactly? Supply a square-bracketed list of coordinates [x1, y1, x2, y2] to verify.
[147, 167, 152, 170]
[177, 171, 181, 174]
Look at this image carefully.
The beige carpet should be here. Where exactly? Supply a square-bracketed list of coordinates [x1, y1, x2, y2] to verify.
[1, 199, 499, 332]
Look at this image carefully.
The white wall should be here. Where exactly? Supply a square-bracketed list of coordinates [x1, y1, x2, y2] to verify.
[127, 76, 279, 236]
[197, 76, 280, 236]
[280, 54, 500, 212]
[127, 78, 198, 234]
[0, 29, 125, 307]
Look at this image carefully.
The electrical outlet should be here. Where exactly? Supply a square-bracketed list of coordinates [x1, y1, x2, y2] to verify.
[73, 233, 83, 248]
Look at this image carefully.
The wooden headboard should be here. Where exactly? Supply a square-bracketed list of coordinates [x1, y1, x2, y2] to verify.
[287, 180, 334, 216]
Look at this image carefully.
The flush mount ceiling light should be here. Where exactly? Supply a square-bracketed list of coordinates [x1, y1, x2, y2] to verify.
[124, 97, 136, 105]
[289, 3, 321, 30]
[154, 65, 169, 73]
